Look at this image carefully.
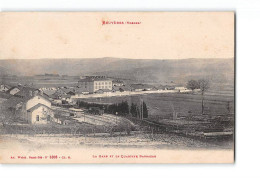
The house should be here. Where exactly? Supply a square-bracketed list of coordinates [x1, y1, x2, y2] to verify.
[0, 84, 11, 92]
[164, 85, 175, 90]
[14, 87, 41, 98]
[49, 88, 67, 99]
[60, 87, 76, 95]
[175, 86, 189, 92]
[112, 80, 124, 87]
[22, 95, 53, 124]
[39, 87, 57, 97]
[60, 94, 74, 104]
[48, 87, 75, 104]
[6, 86, 21, 95]
[3, 93, 54, 125]
[175, 87, 187, 90]
[78, 76, 113, 93]
[27, 103, 53, 124]
[74, 86, 90, 95]
[6, 85, 41, 98]
[112, 85, 131, 92]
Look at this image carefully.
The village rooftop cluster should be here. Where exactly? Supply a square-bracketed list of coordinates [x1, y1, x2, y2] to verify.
[0, 75, 192, 125]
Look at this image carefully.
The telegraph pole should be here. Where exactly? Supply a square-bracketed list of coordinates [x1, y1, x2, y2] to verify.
[140, 98, 143, 120]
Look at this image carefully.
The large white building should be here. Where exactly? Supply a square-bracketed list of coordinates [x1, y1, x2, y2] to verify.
[78, 76, 113, 93]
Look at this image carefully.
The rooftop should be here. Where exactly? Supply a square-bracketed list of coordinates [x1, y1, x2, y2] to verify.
[27, 103, 52, 112]
[3, 94, 51, 109]
[79, 76, 111, 82]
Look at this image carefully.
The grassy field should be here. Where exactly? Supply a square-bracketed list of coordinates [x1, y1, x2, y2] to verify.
[79, 92, 234, 117]
[1, 76, 79, 88]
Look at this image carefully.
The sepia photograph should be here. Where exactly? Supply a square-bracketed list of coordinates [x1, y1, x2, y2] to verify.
[0, 12, 234, 163]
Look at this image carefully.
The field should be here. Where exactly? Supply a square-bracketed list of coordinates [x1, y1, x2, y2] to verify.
[78, 91, 234, 117]
[1, 76, 79, 88]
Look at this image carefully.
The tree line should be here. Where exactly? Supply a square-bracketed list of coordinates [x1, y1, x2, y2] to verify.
[78, 100, 148, 118]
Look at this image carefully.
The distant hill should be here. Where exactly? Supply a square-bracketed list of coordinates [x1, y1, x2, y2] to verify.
[0, 57, 234, 85]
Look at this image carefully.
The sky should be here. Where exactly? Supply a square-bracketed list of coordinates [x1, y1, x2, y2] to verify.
[0, 12, 234, 60]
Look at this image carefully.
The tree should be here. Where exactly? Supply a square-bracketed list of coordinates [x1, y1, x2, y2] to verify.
[120, 101, 129, 115]
[198, 79, 210, 114]
[130, 103, 137, 117]
[143, 101, 148, 118]
[186, 80, 200, 92]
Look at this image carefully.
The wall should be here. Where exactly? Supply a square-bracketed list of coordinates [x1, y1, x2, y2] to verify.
[30, 105, 53, 124]
[93, 80, 112, 92]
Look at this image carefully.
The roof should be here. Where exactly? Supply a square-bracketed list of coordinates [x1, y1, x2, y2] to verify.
[49, 89, 67, 99]
[60, 87, 75, 94]
[31, 94, 51, 103]
[41, 89, 57, 96]
[27, 103, 52, 112]
[49, 92, 60, 99]
[60, 94, 72, 98]
[112, 80, 124, 83]
[2, 94, 51, 109]
[79, 77, 111, 82]
[12, 86, 39, 97]
[2, 85, 51, 100]
[6, 86, 21, 93]
[0, 84, 11, 89]
[74, 87, 89, 93]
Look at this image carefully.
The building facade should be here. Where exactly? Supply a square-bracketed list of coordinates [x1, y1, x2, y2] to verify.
[7, 87, 21, 95]
[21, 95, 53, 124]
[27, 104, 53, 124]
[78, 76, 113, 93]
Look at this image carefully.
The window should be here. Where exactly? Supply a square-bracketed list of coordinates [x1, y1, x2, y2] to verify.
[36, 115, 39, 121]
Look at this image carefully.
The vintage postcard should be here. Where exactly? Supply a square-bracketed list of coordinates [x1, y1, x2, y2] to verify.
[0, 12, 234, 163]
